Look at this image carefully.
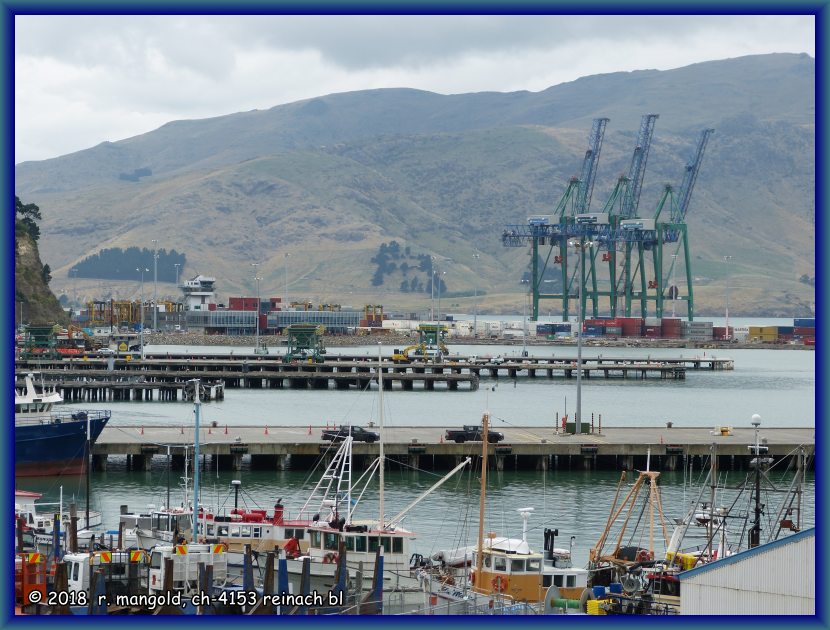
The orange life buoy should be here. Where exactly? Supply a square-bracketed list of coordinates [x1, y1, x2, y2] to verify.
[637, 549, 650, 563]
[491, 575, 508, 592]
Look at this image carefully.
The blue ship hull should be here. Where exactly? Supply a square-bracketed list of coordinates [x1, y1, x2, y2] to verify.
[15, 411, 110, 477]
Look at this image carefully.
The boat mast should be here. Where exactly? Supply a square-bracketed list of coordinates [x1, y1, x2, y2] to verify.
[475, 411, 489, 591]
[85, 413, 91, 528]
[190, 379, 202, 539]
[378, 344, 384, 530]
[749, 416, 762, 548]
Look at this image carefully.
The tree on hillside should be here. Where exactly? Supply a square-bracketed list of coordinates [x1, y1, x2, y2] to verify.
[15, 196, 42, 241]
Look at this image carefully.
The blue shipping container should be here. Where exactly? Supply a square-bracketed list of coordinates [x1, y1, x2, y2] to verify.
[794, 318, 815, 327]
[777, 326, 794, 334]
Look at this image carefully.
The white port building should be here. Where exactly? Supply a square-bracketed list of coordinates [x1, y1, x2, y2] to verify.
[679, 528, 815, 615]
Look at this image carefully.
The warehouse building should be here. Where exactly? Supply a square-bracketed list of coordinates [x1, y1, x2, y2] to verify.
[679, 528, 815, 615]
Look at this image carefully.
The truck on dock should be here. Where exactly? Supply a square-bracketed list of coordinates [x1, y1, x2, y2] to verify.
[445, 425, 505, 444]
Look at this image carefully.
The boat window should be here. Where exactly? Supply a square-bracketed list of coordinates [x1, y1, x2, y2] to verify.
[566, 575, 576, 588]
[240, 526, 251, 537]
[368, 537, 379, 553]
[526, 558, 541, 572]
[310, 531, 321, 548]
[72, 562, 79, 581]
[217, 525, 229, 537]
[252, 527, 261, 538]
[510, 559, 525, 573]
[344, 536, 355, 552]
[170, 516, 178, 531]
[392, 538, 403, 554]
[484, 556, 491, 569]
[355, 536, 367, 553]
[494, 557, 506, 571]
[150, 553, 162, 569]
[324, 532, 339, 551]
[207, 525, 214, 536]
[380, 537, 391, 552]
[553, 575, 563, 587]
[294, 529, 305, 540]
[230, 526, 240, 537]
[542, 575, 551, 587]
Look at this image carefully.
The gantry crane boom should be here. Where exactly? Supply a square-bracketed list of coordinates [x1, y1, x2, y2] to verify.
[575, 118, 610, 216]
[669, 128, 715, 224]
[620, 114, 659, 219]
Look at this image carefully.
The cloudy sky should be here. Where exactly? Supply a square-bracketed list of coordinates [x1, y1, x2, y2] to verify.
[14, 14, 813, 163]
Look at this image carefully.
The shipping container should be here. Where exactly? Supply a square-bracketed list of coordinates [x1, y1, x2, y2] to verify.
[794, 327, 815, 336]
[644, 317, 661, 326]
[793, 318, 815, 328]
[777, 326, 794, 335]
[804, 337, 815, 346]
[605, 326, 622, 336]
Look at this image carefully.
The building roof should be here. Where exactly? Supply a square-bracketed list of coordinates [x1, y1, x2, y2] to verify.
[678, 527, 815, 580]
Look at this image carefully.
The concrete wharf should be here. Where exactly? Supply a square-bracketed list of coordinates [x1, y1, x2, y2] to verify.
[15, 352, 732, 400]
[92, 425, 813, 474]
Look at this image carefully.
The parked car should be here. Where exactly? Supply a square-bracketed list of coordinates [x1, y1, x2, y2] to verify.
[321, 425, 380, 443]
[97, 347, 116, 356]
[445, 425, 505, 444]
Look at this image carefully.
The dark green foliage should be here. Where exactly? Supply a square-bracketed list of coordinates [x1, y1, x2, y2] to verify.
[370, 241, 447, 294]
[15, 196, 42, 241]
[74, 247, 186, 281]
[119, 167, 153, 182]
[41, 263, 51, 285]
[399, 279, 410, 292]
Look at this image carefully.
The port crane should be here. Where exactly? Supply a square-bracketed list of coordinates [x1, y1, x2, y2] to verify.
[501, 117, 609, 320]
[614, 128, 714, 320]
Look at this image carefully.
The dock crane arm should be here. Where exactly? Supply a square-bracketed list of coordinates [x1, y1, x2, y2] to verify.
[669, 128, 715, 224]
[620, 114, 659, 219]
[575, 118, 610, 215]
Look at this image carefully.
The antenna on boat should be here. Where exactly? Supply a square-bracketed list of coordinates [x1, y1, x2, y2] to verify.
[517, 507, 534, 543]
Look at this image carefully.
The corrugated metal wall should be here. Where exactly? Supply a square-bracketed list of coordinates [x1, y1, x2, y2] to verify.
[681, 534, 815, 614]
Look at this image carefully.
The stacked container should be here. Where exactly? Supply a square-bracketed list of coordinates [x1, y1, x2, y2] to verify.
[712, 326, 734, 340]
[619, 317, 644, 337]
[682, 320, 713, 341]
[661, 318, 683, 339]
[793, 317, 815, 345]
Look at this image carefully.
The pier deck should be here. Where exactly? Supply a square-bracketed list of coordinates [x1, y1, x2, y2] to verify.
[92, 425, 813, 472]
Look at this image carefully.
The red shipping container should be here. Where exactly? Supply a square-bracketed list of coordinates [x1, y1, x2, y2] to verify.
[804, 337, 815, 346]
[794, 327, 815, 336]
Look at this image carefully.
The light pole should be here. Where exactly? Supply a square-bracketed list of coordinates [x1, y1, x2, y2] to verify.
[671, 254, 678, 318]
[136, 267, 149, 359]
[472, 253, 480, 338]
[151, 239, 159, 332]
[70, 267, 78, 308]
[430, 256, 436, 321]
[437, 270, 446, 322]
[252, 262, 261, 350]
[569, 239, 595, 435]
[283, 253, 291, 309]
[724, 255, 733, 339]
[174, 263, 181, 289]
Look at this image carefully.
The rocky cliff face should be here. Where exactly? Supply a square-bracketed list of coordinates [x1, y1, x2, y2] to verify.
[15, 227, 67, 327]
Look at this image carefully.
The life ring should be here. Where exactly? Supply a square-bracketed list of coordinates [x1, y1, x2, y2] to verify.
[491, 575, 508, 592]
[637, 549, 650, 563]
[323, 552, 338, 564]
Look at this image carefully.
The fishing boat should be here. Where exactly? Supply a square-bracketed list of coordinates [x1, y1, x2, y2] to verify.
[414, 412, 586, 614]
[15, 373, 110, 477]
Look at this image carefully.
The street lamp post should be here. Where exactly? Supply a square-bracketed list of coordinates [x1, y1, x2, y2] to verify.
[472, 253, 480, 338]
[252, 262, 261, 351]
[136, 267, 149, 359]
[283, 253, 291, 310]
[174, 263, 181, 289]
[151, 240, 158, 332]
[430, 256, 436, 321]
[437, 271, 446, 322]
[724, 255, 733, 339]
[569, 239, 595, 435]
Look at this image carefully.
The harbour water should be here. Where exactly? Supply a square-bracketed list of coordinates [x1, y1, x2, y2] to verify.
[16, 343, 815, 569]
